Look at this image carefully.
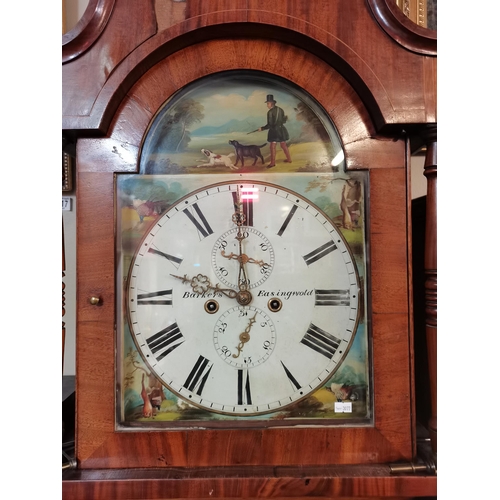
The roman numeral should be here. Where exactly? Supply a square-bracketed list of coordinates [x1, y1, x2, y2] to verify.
[183, 203, 213, 238]
[184, 355, 213, 396]
[301, 323, 341, 359]
[146, 322, 184, 361]
[303, 241, 337, 265]
[277, 204, 298, 236]
[237, 369, 252, 405]
[281, 361, 301, 390]
[232, 191, 254, 226]
[137, 289, 173, 305]
[314, 289, 350, 306]
[148, 248, 183, 268]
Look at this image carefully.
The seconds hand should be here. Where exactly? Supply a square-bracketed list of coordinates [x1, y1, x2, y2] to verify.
[233, 311, 258, 358]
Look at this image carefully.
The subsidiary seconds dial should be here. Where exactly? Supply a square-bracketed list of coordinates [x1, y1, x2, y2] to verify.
[213, 306, 276, 368]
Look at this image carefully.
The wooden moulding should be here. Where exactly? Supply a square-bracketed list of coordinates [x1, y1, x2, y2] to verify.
[83, 37, 380, 174]
[366, 0, 437, 55]
[62, 0, 117, 63]
[62, 464, 437, 499]
[62, 2, 437, 135]
[62, 0, 157, 120]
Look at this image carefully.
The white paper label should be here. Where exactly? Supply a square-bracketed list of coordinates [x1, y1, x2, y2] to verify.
[62, 197, 72, 211]
[334, 402, 352, 413]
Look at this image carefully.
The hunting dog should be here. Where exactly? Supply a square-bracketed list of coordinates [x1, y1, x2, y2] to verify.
[228, 140, 266, 167]
[198, 149, 237, 169]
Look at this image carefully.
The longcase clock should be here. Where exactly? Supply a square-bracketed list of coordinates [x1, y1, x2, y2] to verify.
[62, 0, 437, 498]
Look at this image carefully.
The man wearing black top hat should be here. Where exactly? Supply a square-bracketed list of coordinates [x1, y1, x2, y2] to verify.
[258, 94, 292, 168]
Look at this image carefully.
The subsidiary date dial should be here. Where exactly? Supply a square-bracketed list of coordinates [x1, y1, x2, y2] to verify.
[212, 227, 275, 289]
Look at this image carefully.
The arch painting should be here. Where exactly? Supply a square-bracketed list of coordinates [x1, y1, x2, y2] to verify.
[140, 71, 345, 175]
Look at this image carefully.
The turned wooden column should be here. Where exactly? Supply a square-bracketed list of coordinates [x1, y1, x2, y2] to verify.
[422, 125, 437, 454]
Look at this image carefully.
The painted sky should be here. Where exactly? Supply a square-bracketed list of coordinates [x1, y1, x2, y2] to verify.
[193, 88, 298, 127]
[181, 81, 301, 129]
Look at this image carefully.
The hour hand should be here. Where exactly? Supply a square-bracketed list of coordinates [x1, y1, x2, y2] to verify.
[170, 273, 237, 299]
[220, 250, 269, 268]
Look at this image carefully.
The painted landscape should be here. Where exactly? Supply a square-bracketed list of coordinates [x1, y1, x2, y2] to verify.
[139, 71, 345, 175]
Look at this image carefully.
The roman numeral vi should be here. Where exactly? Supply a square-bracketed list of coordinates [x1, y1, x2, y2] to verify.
[237, 369, 252, 405]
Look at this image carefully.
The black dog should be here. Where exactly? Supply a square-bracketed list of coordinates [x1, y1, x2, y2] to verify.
[228, 140, 266, 167]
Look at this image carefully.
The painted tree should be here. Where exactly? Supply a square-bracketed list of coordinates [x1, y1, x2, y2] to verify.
[155, 99, 205, 152]
[294, 101, 330, 142]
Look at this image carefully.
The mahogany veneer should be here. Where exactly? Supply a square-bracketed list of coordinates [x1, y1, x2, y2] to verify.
[62, 1, 437, 498]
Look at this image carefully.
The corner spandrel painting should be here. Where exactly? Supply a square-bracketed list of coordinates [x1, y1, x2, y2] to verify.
[140, 71, 345, 174]
[117, 71, 370, 429]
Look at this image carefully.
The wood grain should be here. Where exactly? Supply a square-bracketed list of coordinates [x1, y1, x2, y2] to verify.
[64, 0, 437, 497]
[62, 0, 156, 119]
[63, 1, 437, 135]
[62, 465, 436, 499]
[366, 0, 437, 55]
[62, 0, 116, 62]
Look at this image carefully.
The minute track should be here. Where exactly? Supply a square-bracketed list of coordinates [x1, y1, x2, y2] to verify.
[125, 179, 361, 416]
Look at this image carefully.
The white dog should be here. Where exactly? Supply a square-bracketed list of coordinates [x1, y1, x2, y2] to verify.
[198, 149, 237, 169]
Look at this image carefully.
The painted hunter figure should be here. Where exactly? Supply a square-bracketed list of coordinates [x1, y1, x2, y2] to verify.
[258, 94, 292, 168]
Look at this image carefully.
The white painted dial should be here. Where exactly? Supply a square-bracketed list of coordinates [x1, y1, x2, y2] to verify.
[126, 180, 360, 415]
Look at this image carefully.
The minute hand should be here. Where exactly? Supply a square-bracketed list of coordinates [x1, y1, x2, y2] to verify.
[229, 185, 253, 305]
[235, 228, 249, 291]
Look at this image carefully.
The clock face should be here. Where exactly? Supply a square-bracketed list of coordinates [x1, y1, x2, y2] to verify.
[126, 180, 360, 416]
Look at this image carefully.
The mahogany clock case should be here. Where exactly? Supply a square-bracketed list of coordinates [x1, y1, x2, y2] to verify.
[74, 35, 415, 469]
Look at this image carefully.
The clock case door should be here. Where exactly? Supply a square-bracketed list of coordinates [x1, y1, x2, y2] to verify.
[75, 38, 415, 469]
